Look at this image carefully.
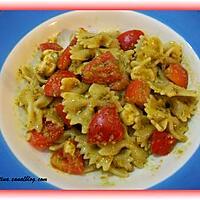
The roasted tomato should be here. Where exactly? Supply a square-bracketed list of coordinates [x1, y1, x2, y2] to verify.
[150, 130, 177, 156]
[28, 120, 64, 151]
[164, 63, 188, 88]
[88, 105, 124, 145]
[82, 52, 122, 84]
[125, 79, 150, 108]
[117, 30, 144, 51]
[44, 70, 75, 97]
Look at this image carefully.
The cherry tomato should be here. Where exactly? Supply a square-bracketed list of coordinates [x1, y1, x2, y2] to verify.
[150, 130, 177, 156]
[29, 120, 64, 151]
[109, 73, 130, 91]
[88, 105, 124, 145]
[55, 103, 71, 127]
[69, 36, 78, 46]
[39, 42, 63, 52]
[44, 70, 75, 97]
[164, 63, 188, 88]
[51, 147, 84, 175]
[117, 30, 144, 51]
[125, 80, 150, 108]
[57, 37, 77, 70]
[82, 52, 122, 84]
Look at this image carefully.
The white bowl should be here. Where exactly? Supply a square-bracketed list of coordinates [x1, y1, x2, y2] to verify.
[0, 11, 200, 190]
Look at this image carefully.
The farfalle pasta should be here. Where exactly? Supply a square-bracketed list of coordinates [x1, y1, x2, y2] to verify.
[16, 28, 198, 177]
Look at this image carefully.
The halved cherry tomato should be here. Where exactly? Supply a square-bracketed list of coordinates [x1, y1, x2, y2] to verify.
[39, 42, 63, 51]
[51, 147, 84, 175]
[88, 105, 124, 145]
[69, 36, 78, 46]
[82, 52, 122, 84]
[125, 80, 150, 108]
[44, 70, 75, 97]
[29, 120, 64, 151]
[110, 73, 130, 91]
[150, 130, 177, 156]
[164, 63, 188, 88]
[55, 103, 71, 127]
[117, 30, 144, 51]
[57, 47, 71, 70]
[57, 37, 77, 70]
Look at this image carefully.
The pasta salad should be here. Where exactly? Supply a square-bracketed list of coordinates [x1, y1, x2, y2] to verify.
[16, 28, 198, 177]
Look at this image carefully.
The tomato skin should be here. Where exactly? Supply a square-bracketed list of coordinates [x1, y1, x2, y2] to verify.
[88, 105, 124, 145]
[164, 63, 188, 88]
[51, 148, 84, 175]
[44, 70, 75, 97]
[55, 103, 71, 127]
[57, 37, 77, 70]
[39, 42, 63, 51]
[125, 80, 150, 108]
[117, 30, 144, 51]
[29, 121, 64, 151]
[82, 52, 122, 84]
[150, 131, 177, 156]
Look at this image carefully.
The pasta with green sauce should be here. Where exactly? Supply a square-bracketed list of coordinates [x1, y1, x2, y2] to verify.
[16, 28, 198, 177]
